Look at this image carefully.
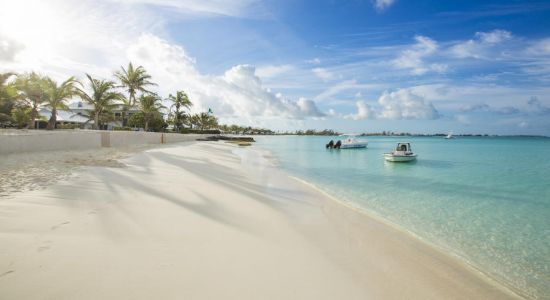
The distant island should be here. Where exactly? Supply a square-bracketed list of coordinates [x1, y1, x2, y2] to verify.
[218, 126, 548, 138]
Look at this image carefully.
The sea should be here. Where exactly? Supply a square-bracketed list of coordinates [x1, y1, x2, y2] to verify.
[256, 135, 550, 299]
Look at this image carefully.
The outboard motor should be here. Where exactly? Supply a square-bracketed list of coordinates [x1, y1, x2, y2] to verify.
[334, 140, 342, 149]
[326, 140, 334, 149]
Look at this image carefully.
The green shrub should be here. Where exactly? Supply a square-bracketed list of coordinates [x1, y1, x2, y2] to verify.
[57, 123, 81, 129]
[113, 126, 133, 131]
[179, 128, 221, 134]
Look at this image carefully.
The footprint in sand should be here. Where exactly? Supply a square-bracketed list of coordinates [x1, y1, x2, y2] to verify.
[0, 270, 15, 278]
[37, 240, 52, 252]
[50, 221, 70, 231]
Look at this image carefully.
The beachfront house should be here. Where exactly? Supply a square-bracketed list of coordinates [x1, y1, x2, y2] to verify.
[35, 101, 141, 130]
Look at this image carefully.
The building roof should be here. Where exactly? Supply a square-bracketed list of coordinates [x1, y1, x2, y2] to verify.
[38, 108, 90, 124]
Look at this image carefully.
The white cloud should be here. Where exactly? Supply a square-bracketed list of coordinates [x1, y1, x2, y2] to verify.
[256, 64, 294, 78]
[312, 67, 335, 81]
[344, 88, 439, 120]
[476, 29, 512, 44]
[127, 34, 324, 119]
[450, 29, 512, 59]
[393, 35, 447, 75]
[346, 101, 375, 120]
[377, 89, 440, 119]
[297, 97, 326, 118]
[374, 0, 396, 11]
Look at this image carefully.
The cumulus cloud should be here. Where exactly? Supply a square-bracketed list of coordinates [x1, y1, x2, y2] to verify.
[127, 34, 324, 119]
[373, 0, 396, 11]
[377, 89, 440, 119]
[450, 29, 512, 59]
[344, 88, 439, 120]
[346, 101, 375, 120]
[297, 97, 326, 117]
[393, 35, 447, 75]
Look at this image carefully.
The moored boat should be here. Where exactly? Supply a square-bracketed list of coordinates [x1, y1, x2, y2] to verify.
[384, 142, 417, 162]
[339, 134, 368, 149]
[326, 134, 368, 149]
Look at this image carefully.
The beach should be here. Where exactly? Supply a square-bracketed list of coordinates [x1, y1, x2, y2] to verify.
[0, 141, 521, 299]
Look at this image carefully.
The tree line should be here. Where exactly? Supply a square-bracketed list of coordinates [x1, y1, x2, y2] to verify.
[0, 63, 219, 132]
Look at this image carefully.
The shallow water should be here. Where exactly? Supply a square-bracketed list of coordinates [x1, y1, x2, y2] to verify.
[257, 135, 550, 299]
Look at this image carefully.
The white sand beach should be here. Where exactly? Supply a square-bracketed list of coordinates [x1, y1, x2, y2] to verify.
[0, 141, 521, 299]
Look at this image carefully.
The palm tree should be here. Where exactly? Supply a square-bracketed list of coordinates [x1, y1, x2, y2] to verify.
[190, 112, 218, 131]
[14, 72, 48, 129]
[0, 72, 16, 102]
[0, 72, 17, 124]
[43, 76, 79, 130]
[78, 74, 123, 130]
[168, 91, 192, 132]
[138, 94, 165, 131]
[114, 62, 156, 107]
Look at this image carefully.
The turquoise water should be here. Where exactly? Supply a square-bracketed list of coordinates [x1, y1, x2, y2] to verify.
[256, 136, 550, 299]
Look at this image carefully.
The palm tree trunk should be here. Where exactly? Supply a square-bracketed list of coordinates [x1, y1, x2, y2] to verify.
[47, 108, 57, 130]
[94, 112, 100, 130]
[122, 110, 127, 127]
[27, 107, 37, 129]
[145, 120, 149, 132]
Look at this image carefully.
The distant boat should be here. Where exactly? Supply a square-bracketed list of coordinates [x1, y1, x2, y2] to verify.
[384, 142, 417, 162]
[445, 132, 455, 139]
[339, 134, 368, 149]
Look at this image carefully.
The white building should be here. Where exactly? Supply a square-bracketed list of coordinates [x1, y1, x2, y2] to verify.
[36, 101, 141, 129]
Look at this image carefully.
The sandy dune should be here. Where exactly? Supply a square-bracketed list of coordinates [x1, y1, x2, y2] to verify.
[0, 142, 520, 299]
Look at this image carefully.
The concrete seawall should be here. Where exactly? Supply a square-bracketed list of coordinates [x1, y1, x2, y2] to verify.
[0, 130, 204, 155]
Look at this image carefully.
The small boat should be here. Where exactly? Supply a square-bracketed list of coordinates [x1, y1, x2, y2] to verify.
[444, 132, 455, 139]
[384, 142, 417, 162]
[339, 134, 368, 149]
[326, 134, 368, 149]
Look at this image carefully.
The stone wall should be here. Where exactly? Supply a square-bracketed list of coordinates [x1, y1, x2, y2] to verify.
[0, 130, 204, 155]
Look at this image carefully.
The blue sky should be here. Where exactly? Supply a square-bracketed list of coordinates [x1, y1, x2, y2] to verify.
[1, 0, 550, 135]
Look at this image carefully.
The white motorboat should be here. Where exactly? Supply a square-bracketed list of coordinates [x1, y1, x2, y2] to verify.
[339, 134, 368, 149]
[384, 142, 417, 162]
[444, 132, 455, 139]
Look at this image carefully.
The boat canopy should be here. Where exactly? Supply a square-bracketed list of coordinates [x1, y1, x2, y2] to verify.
[396, 143, 412, 152]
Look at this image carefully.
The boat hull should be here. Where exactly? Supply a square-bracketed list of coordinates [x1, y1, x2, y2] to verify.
[340, 142, 368, 149]
[384, 153, 417, 162]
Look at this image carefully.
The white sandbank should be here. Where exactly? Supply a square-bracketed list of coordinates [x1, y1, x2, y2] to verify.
[0, 142, 521, 299]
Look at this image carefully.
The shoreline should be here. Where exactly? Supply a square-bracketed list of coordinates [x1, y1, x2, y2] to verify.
[0, 141, 524, 299]
[227, 143, 523, 299]
[287, 175, 525, 299]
